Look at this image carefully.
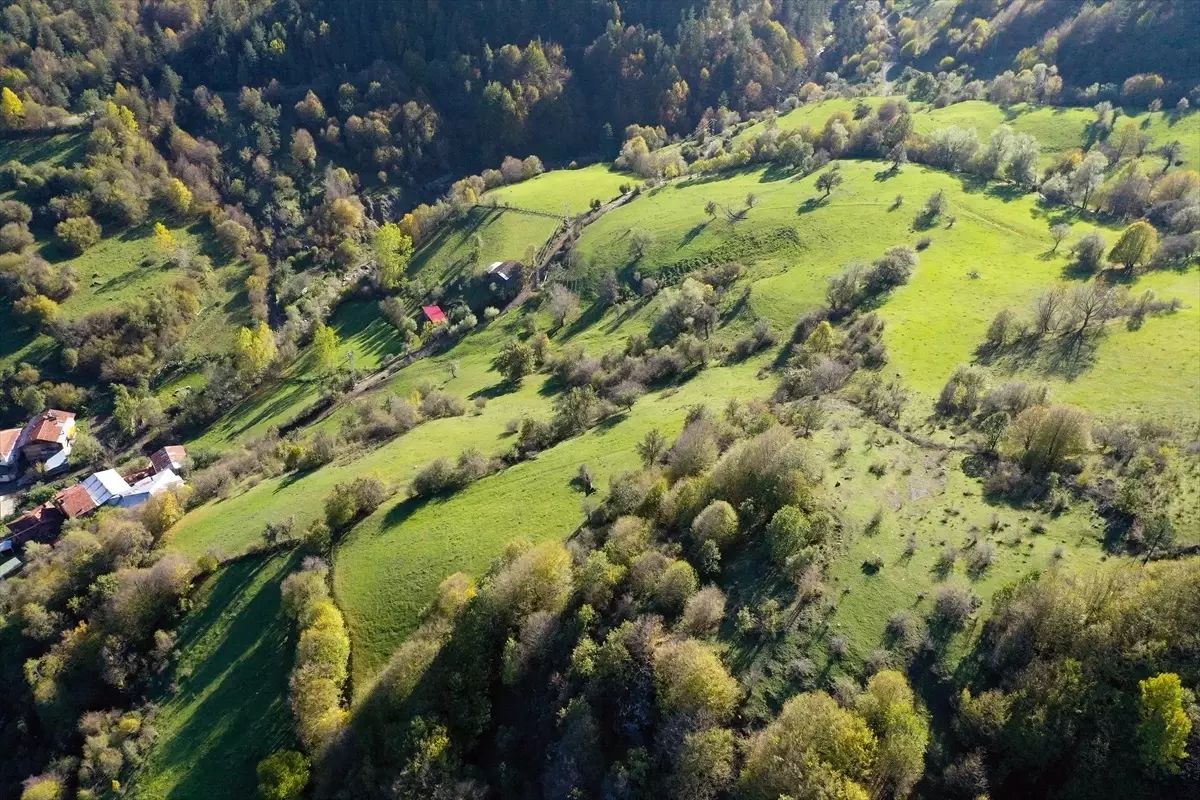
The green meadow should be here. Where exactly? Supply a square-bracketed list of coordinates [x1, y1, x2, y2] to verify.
[131, 552, 298, 800]
[141, 97, 1199, 789]
[577, 159, 1200, 427]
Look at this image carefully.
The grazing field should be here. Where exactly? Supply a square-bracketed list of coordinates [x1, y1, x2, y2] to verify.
[484, 163, 632, 215]
[734, 97, 1199, 170]
[0, 219, 250, 381]
[576, 160, 1200, 427]
[407, 204, 559, 287]
[131, 552, 298, 800]
[336, 355, 771, 690]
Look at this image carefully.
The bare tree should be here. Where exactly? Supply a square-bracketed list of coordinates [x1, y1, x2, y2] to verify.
[1062, 282, 1124, 356]
[1049, 224, 1071, 253]
[1033, 285, 1066, 335]
[547, 283, 580, 329]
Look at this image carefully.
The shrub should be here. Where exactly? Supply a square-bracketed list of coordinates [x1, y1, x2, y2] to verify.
[257, 750, 310, 800]
[709, 427, 817, 518]
[691, 500, 739, 551]
[323, 476, 387, 530]
[419, 389, 465, 418]
[668, 419, 719, 480]
[55, 215, 102, 254]
[678, 585, 726, 636]
[653, 639, 739, 721]
[409, 457, 459, 497]
[654, 559, 699, 616]
[930, 586, 979, 632]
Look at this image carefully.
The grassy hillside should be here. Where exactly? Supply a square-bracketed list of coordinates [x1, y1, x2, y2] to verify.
[484, 163, 631, 215]
[0, 132, 86, 167]
[733, 98, 1199, 170]
[131, 552, 298, 800]
[576, 160, 1200, 427]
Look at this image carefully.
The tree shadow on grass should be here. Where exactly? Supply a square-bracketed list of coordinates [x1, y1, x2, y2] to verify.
[985, 183, 1027, 203]
[679, 221, 708, 248]
[759, 163, 796, 183]
[797, 196, 828, 214]
[142, 552, 299, 799]
[381, 493, 433, 529]
[560, 300, 607, 340]
[873, 167, 901, 182]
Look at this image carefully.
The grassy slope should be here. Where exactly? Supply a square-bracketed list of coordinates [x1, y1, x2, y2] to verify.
[336, 355, 771, 690]
[735, 98, 1199, 171]
[1, 218, 250, 387]
[163, 101, 1198, 700]
[131, 552, 298, 800]
[577, 160, 1200, 428]
[0, 132, 86, 166]
[407, 205, 558, 288]
[484, 163, 632, 215]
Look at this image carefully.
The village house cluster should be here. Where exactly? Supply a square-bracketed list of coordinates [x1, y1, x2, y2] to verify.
[1, 444, 189, 580]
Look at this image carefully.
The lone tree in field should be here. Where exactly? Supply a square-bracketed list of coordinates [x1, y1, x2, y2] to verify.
[1070, 230, 1107, 273]
[312, 323, 340, 375]
[1049, 223, 1071, 253]
[492, 338, 536, 384]
[704, 200, 718, 219]
[815, 167, 843, 199]
[546, 283, 579, 329]
[746, 192, 758, 209]
[1108, 220, 1158, 275]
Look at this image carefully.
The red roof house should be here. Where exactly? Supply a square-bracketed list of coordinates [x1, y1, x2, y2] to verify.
[422, 304, 448, 326]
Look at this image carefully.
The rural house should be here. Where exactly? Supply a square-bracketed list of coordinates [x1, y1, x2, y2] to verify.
[0, 409, 78, 481]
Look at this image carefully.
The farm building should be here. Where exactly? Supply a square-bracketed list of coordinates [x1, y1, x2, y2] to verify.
[485, 260, 521, 284]
[422, 304, 448, 326]
[3, 444, 191, 555]
[0, 409, 78, 481]
[151, 445, 189, 474]
[116, 469, 185, 508]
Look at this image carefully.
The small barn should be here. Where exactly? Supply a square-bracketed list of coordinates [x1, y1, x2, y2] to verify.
[150, 445, 188, 474]
[115, 469, 185, 509]
[485, 260, 521, 284]
[0, 428, 19, 484]
[422, 304, 448, 326]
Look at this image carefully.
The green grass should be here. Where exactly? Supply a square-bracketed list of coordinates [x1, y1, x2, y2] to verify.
[44, 221, 215, 319]
[162, 104, 1199, 706]
[335, 355, 772, 690]
[484, 163, 632, 215]
[1, 220, 250, 381]
[408, 204, 559, 287]
[186, 298, 411, 449]
[732, 98, 1199, 171]
[0, 132, 86, 167]
[814, 405, 1106, 666]
[577, 159, 1200, 428]
[131, 552, 298, 800]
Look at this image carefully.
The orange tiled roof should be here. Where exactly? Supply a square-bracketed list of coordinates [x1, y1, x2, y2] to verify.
[55, 483, 97, 518]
